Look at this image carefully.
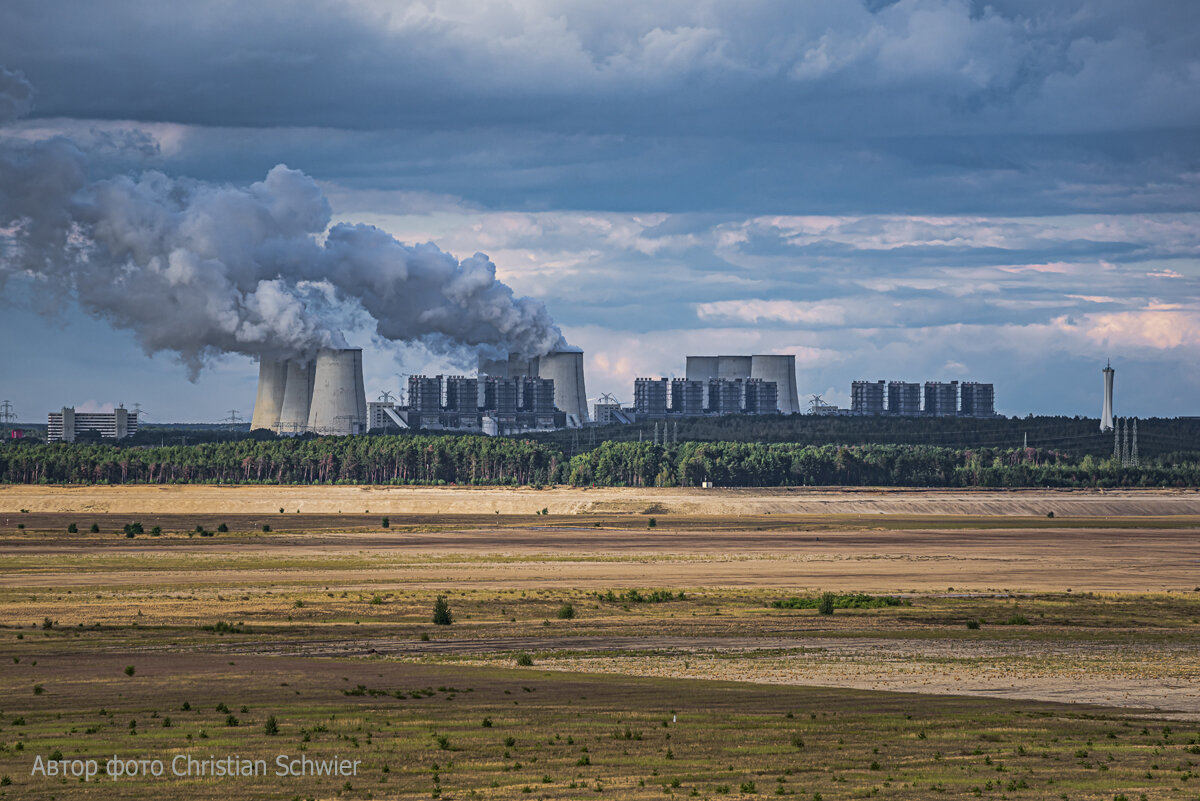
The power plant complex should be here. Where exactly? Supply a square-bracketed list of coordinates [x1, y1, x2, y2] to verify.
[244, 346, 1016, 436]
[250, 348, 588, 437]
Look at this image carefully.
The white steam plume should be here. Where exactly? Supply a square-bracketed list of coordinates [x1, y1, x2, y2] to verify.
[0, 66, 566, 378]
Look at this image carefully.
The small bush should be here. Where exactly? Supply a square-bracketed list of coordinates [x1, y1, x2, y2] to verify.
[42, 617, 54, 630]
[557, 603, 576, 620]
[89, 523, 99, 533]
[369, 594, 384, 605]
[482, 717, 493, 728]
[433, 596, 453, 625]
[381, 517, 389, 528]
[966, 619, 981, 630]
[261, 524, 271, 532]
[516, 652, 534, 667]
[67, 523, 77, 533]
[648, 517, 656, 528]
[124, 665, 135, 677]
[32, 684, 44, 695]
[150, 526, 162, 536]
[217, 523, 228, 532]
[817, 592, 836, 616]
[263, 715, 279, 735]
[1046, 511, 1055, 518]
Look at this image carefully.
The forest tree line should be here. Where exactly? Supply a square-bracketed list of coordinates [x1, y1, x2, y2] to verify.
[1, 435, 1198, 488]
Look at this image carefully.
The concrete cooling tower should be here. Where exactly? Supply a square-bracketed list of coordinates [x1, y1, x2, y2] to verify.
[276, 359, 315, 435]
[750, 354, 800, 414]
[717, 355, 753, 380]
[685, 356, 720, 383]
[306, 348, 367, 435]
[250, 358, 288, 431]
[533, 350, 589, 424]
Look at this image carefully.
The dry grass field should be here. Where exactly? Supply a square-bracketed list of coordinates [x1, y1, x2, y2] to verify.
[1, 485, 1199, 799]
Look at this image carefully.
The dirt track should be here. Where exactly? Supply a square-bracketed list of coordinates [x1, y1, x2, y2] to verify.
[5, 484, 1200, 516]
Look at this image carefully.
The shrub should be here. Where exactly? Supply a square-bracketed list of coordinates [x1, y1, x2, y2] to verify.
[32, 684, 44, 695]
[124, 665, 135, 677]
[261, 524, 271, 532]
[123, 522, 143, 536]
[966, 620, 981, 630]
[263, 715, 279, 735]
[225, 714, 239, 727]
[42, 617, 54, 630]
[381, 517, 389, 528]
[1046, 511, 1055, 518]
[432, 596, 453, 625]
[89, 523, 99, 533]
[217, 523, 228, 532]
[648, 517, 656, 528]
[557, 603, 576, 620]
[67, 523, 77, 533]
[818, 592, 836, 616]
[150, 526, 162, 536]
[516, 652, 534, 667]
[482, 717, 493, 728]
[1004, 614, 1030, 626]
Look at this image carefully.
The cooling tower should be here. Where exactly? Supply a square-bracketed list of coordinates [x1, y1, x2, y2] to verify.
[250, 358, 288, 431]
[685, 356, 720, 383]
[478, 354, 533, 378]
[533, 350, 589, 423]
[751, 354, 800, 414]
[306, 348, 367, 435]
[716, 355, 753, 380]
[276, 359, 315, 435]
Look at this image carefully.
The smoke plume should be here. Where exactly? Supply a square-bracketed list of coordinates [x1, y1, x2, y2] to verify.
[0, 66, 565, 377]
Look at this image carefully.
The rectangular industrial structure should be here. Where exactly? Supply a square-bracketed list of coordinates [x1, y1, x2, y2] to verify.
[47, 406, 139, 442]
[630, 376, 780, 418]
[847, 379, 996, 417]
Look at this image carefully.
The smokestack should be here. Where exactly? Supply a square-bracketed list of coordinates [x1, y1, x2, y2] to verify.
[751, 355, 800, 414]
[307, 348, 367, 436]
[534, 350, 588, 424]
[1100, 360, 1114, 432]
[276, 359, 315, 435]
[250, 358, 288, 431]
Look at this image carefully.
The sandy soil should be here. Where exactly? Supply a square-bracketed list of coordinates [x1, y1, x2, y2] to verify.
[5, 484, 1200, 516]
[3, 527, 1198, 593]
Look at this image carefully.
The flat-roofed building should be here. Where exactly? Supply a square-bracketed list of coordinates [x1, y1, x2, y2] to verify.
[47, 406, 138, 442]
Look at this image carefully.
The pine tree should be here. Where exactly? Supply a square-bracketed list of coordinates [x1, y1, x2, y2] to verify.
[432, 595, 453, 625]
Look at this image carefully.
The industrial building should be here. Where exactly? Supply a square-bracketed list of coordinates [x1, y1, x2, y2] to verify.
[47, 405, 139, 442]
[478, 349, 589, 426]
[250, 348, 367, 435]
[959, 381, 996, 417]
[887, 382, 922, 416]
[846, 379, 996, 417]
[670, 378, 705, 416]
[685, 355, 800, 414]
[634, 378, 669, 417]
[851, 380, 886, 415]
[923, 381, 959, 417]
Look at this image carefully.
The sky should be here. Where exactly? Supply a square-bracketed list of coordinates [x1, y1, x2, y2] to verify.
[1, 0, 1198, 422]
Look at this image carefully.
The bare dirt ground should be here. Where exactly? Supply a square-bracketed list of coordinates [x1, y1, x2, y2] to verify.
[3, 526, 1198, 593]
[3, 485, 1199, 723]
[6, 483, 1200, 516]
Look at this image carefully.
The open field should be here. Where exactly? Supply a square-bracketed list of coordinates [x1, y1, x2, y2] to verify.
[5, 484, 1200, 516]
[1, 486, 1199, 799]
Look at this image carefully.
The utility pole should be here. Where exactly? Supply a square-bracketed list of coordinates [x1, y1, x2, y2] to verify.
[1113, 419, 1120, 462]
[0, 400, 15, 425]
[1131, 418, 1139, 467]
